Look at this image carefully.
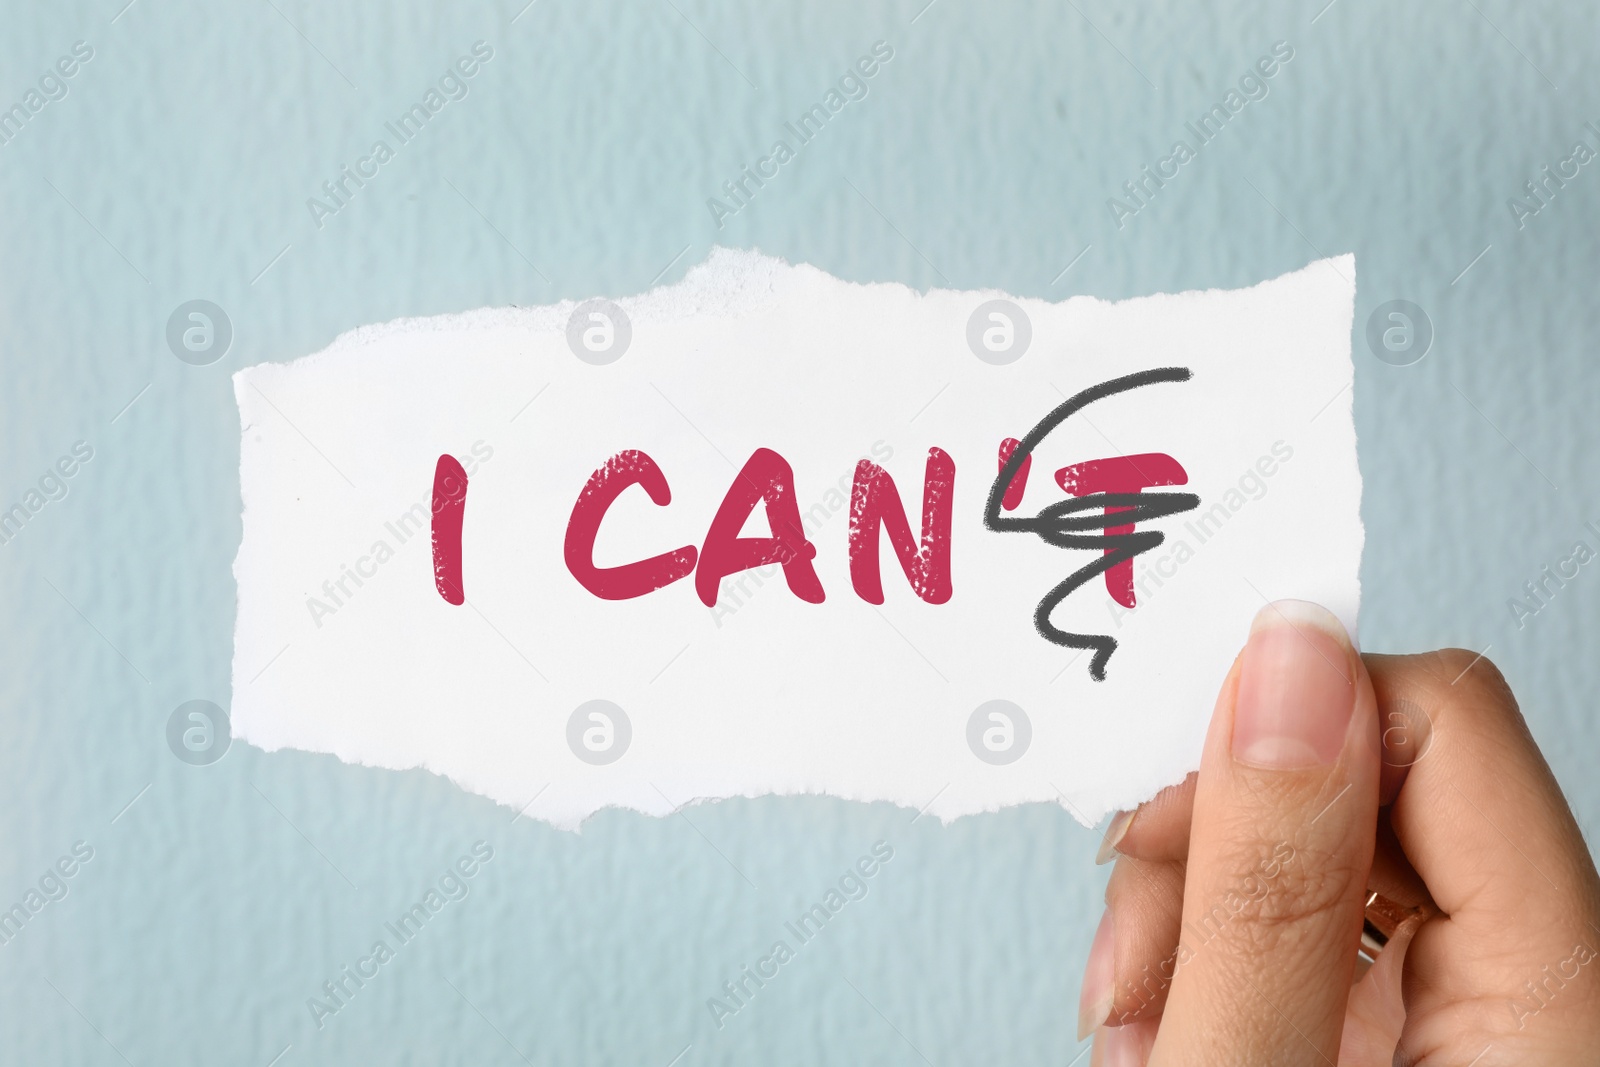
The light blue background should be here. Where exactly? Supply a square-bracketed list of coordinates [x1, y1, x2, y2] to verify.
[2, 1, 1597, 1063]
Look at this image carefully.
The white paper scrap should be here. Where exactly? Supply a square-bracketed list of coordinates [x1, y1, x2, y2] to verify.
[231, 249, 1361, 829]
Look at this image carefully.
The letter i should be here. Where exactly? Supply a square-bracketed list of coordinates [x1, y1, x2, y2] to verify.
[433, 454, 468, 605]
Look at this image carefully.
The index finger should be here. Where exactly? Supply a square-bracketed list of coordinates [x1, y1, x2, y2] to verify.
[1367, 651, 1600, 921]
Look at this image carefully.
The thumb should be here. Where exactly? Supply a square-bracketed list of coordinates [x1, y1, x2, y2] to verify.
[1149, 600, 1379, 1067]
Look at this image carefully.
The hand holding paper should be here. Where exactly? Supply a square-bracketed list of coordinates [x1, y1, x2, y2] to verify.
[1082, 612, 1600, 1066]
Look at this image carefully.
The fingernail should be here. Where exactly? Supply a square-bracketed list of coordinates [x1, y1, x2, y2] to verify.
[1232, 600, 1355, 770]
[1095, 810, 1134, 865]
[1098, 1023, 1142, 1067]
[1077, 908, 1115, 1040]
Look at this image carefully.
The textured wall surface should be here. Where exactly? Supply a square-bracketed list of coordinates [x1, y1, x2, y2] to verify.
[1, 1, 1596, 1063]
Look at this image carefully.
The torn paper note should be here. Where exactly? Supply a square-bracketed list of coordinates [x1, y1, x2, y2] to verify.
[231, 250, 1361, 829]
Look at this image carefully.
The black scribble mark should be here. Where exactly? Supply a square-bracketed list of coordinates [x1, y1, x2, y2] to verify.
[983, 367, 1200, 681]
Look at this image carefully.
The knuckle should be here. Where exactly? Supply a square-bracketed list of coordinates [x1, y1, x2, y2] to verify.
[1246, 846, 1358, 936]
[1433, 647, 1513, 706]
[1422, 648, 1524, 737]
[1371, 647, 1526, 754]
[1186, 836, 1358, 958]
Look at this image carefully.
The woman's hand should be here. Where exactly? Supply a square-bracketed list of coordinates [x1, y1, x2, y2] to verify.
[1078, 600, 1600, 1065]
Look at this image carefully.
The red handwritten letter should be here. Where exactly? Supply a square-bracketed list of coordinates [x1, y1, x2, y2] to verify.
[848, 447, 956, 604]
[1055, 453, 1188, 608]
[696, 448, 824, 607]
[431, 455, 468, 605]
[565, 450, 698, 599]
